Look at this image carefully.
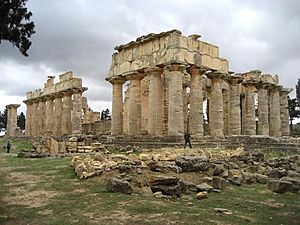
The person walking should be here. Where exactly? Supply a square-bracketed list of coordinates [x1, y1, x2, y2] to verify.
[6, 140, 11, 153]
[184, 131, 192, 148]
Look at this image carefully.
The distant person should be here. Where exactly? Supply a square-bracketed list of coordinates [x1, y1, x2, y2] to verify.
[6, 141, 11, 153]
[184, 132, 192, 148]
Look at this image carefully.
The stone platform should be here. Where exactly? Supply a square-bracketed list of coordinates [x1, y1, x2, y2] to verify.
[95, 135, 300, 153]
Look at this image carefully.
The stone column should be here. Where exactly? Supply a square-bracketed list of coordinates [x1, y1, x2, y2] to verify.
[61, 91, 73, 135]
[127, 71, 143, 135]
[147, 67, 163, 135]
[164, 64, 185, 136]
[227, 76, 243, 136]
[31, 100, 39, 137]
[187, 66, 205, 137]
[269, 86, 281, 137]
[242, 82, 256, 135]
[207, 72, 225, 138]
[280, 88, 292, 136]
[257, 83, 269, 135]
[38, 98, 46, 136]
[6, 104, 20, 137]
[24, 100, 33, 136]
[53, 93, 63, 136]
[110, 78, 125, 135]
[45, 95, 55, 136]
[72, 88, 85, 135]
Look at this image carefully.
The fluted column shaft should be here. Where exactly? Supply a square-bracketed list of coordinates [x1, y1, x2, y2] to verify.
[188, 67, 205, 137]
[147, 67, 163, 135]
[128, 73, 142, 135]
[38, 99, 46, 136]
[61, 92, 73, 135]
[269, 87, 281, 137]
[207, 73, 224, 138]
[25, 101, 33, 136]
[280, 88, 291, 136]
[72, 90, 83, 135]
[45, 96, 55, 136]
[31, 100, 39, 137]
[228, 78, 242, 135]
[243, 84, 256, 135]
[6, 104, 20, 137]
[111, 80, 125, 135]
[54, 94, 63, 136]
[257, 86, 269, 135]
[165, 64, 185, 136]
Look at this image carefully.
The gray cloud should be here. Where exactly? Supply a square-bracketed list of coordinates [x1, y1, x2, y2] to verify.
[0, 0, 299, 112]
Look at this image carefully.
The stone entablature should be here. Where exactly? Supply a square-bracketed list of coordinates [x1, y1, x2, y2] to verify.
[106, 30, 293, 139]
[108, 29, 229, 77]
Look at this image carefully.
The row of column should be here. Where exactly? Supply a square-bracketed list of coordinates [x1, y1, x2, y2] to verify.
[24, 89, 84, 137]
[109, 64, 291, 138]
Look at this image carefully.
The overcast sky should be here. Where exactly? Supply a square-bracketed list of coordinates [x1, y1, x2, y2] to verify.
[0, 0, 299, 114]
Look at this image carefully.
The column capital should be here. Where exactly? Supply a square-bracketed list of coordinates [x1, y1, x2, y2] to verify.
[145, 66, 163, 76]
[44, 94, 56, 101]
[62, 89, 74, 97]
[280, 87, 293, 95]
[187, 66, 207, 76]
[206, 71, 227, 80]
[164, 63, 187, 72]
[23, 99, 34, 105]
[6, 104, 20, 109]
[267, 84, 282, 92]
[225, 74, 243, 85]
[123, 70, 144, 80]
[106, 76, 126, 85]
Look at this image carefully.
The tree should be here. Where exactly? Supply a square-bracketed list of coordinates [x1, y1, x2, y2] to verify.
[0, 108, 7, 130]
[0, 0, 35, 56]
[296, 78, 300, 107]
[288, 97, 300, 134]
[17, 111, 25, 130]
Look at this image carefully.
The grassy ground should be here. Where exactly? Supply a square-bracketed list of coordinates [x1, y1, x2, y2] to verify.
[0, 139, 299, 224]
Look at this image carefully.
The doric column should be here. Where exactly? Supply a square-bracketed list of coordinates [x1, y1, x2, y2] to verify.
[164, 64, 185, 136]
[24, 100, 33, 136]
[45, 95, 55, 136]
[31, 100, 39, 137]
[72, 88, 86, 135]
[53, 93, 63, 136]
[61, 91, 73, 135]
[38, 98, 46, 136]
[269, 85, 281, 137]
[187, 66, 206, 137]
[147, 67, 163, 135]
[126, 71, 143, 135]
[206, 72, 225, 138]
[227, 75, 243, 136]
[257, 83, 269, 135]
[110, 78, 125, 135]
[280, 88, 292, 136]
[6, 104, 20, 137]
[242, 82, 256, 135]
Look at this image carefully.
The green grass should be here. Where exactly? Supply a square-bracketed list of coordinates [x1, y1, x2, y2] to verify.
[0, 137, 32, 154]
[0, 139, 299, 224]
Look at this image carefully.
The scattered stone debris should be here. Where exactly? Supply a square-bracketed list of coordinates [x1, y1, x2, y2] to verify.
[214, 208, 233, 215]
[71, 148, 300, 199]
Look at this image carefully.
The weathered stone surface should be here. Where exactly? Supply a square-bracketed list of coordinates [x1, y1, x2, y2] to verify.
[268, 168, 288, 179]
[267, 179, 298, 193]
[255, 174, 268, 184]
[106, 177, 133, 194]
[151, 183, 181, 197]
[175, 156, 209, 172]
[151, 175, 179, 186]
[212, 177, 228, 190]
[196, 191, 208, 200]
[196, 183, 214, 192]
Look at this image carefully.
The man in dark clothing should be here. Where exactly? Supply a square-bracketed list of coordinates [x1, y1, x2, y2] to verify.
[184, 132, 192, 148]
[6, 141, 11, 153]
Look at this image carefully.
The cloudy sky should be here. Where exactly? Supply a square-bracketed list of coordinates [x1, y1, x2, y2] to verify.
[1, 0, 300, 114]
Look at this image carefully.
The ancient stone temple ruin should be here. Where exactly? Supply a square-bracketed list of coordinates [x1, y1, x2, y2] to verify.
[6, 104, 20, 137]
[106, 30, 291, 138]
[23, 71, 103, 137]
